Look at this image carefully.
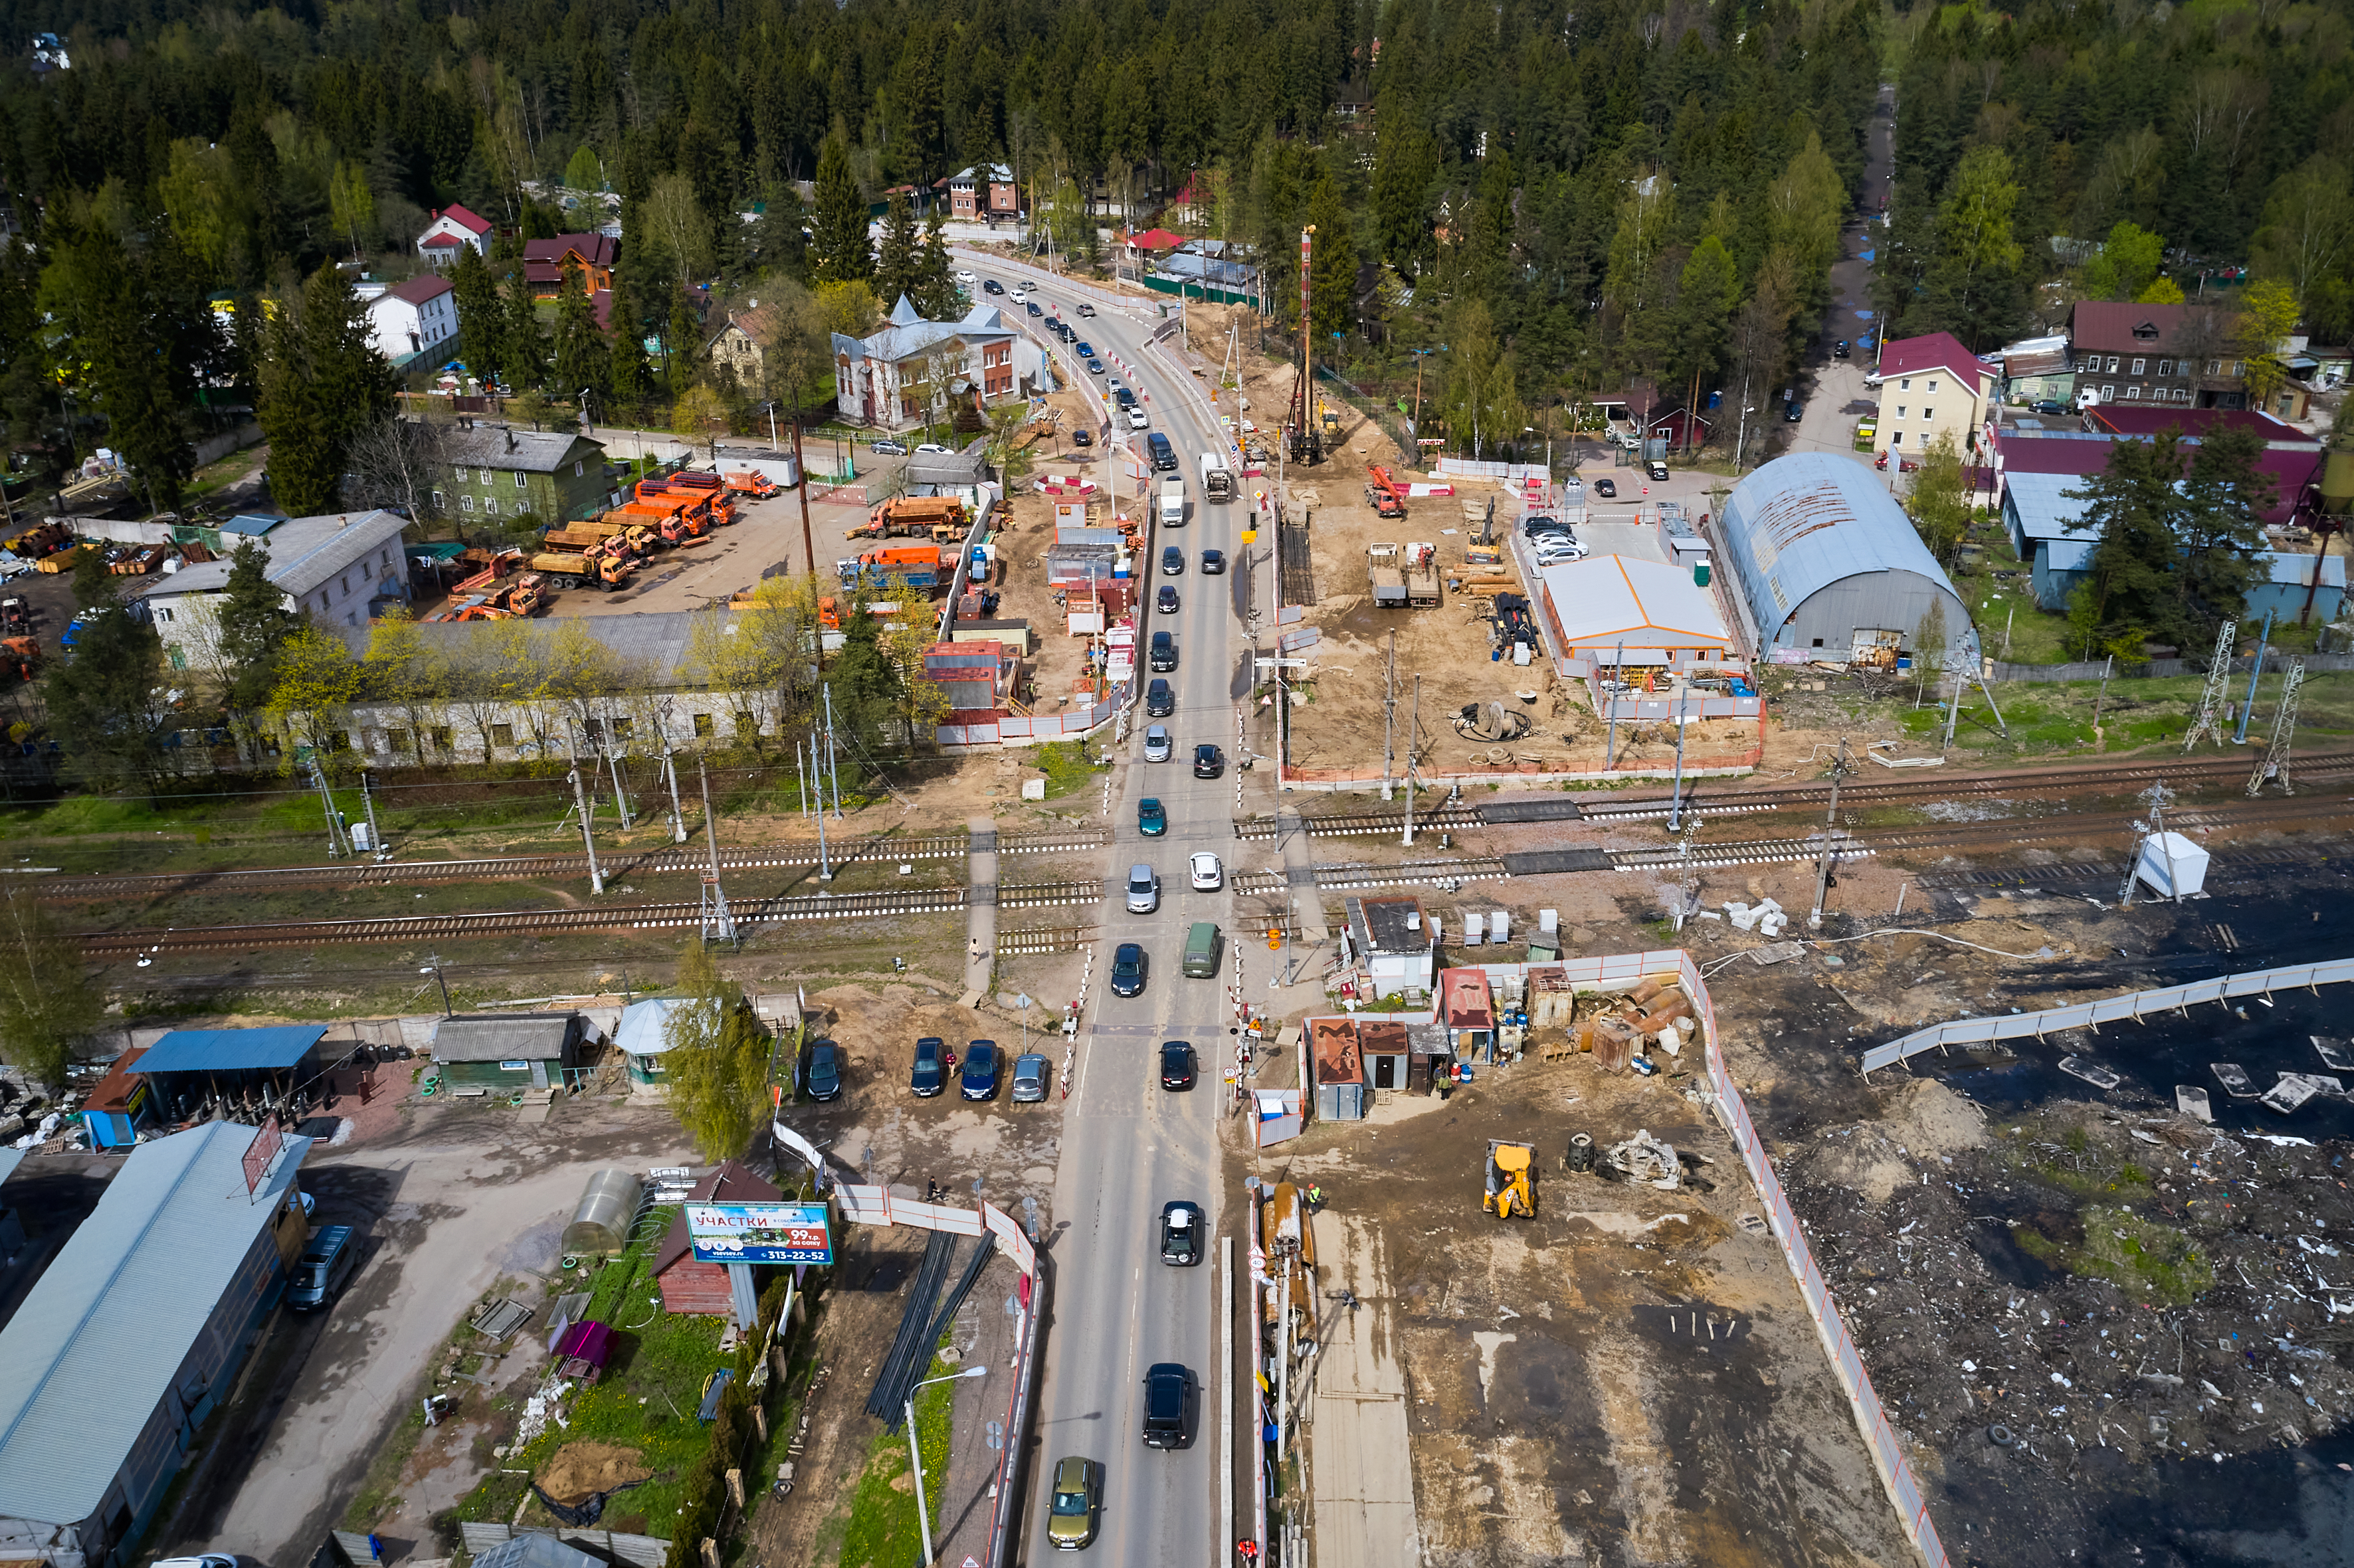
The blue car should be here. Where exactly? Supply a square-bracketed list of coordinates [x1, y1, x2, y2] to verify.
[961, 1039, 1001, 1100]
[803, 1040, 843, 1102]
[910, 1036, 946, 1098]
[1074, 341, 1097, 358]
[1109, 943, 1147, 998]
[1139, 797, 1166, 836]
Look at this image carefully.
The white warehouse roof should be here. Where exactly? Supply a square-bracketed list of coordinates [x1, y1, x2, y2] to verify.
[1536, 555, 1732, 664]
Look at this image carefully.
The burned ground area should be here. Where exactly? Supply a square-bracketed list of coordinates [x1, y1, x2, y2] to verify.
[1692, 853, 2354, 1565]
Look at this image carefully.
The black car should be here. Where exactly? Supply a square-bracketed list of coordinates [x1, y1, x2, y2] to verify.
[1086, 357, 1106, 375]
[1141, 1363, 1197, 1449]
[1114, 386, 1136, 407]
[1594, 476, 1617, 498]
[1156, 585, 1179, 614]
[961, 1039, 1001, 1100]
[1074, 340, 1097, 359]
[1159, 1039, 1195, 1090]
[1160, 1200, 1205, 1266]
[1191, 744, 1223, 779]
[1783, 401, 1803, 422]
[1200, 549, 1225, 574]
[1026, 300, 1043, 316]
[1161, 545, 1184, 575]
[1149, 633, 1177, 672]
[2031, 398, 2068, 415]
[1110, 943, 1147, 997]
[910, 1036, 946, 1097]
[983, 278, 1005, 295]
[1072, 427, 1094, 446]
[1832, 339, 1850, 358]
[1146, 678, 1174, 715]
[803, 1039, 844, 1102]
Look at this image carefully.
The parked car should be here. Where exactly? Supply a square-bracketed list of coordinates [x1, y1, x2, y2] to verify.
[1110, 942, 1148, 997]
[1200, 549, 1225, 574]
[1138, 797, 1166, 836]
[1191, 744, 1223, 779]
[1126, 862, 1160, 914]
[1594, 477, 1618, 498]
[1161, 545, 1184, 575]
[1145, 678, 1175, 716]
[1644, 459, 1670, 480]
[1143, 724, 1173, 763]
[288, 1225, 357, 1311]
[1160, 1200, 1205, 1265]
[915, 442, 951, 454]
[1157, 585, 1179, 614]
[1140, 1363, 1197, 1449]
[1189, 851, 1223, 891]
[1832, 339, 1851, 358]
[1011, 1052, 1050, 1103]
[1783, 401, 1803, 423]
[1159, 1040, 1196, 1090]
[803, 1040, 844, 1102]
[2031, 398, 2068, 415]
[1045, 1455, 1102, 1550]
[871, 437, 908, 456]
[1072, 427, 1093, 446]
[910, 1036, 946, 1097]
[960, 1039, 1001, 1100]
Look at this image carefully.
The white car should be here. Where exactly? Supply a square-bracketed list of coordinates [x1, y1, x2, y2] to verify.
[1189, 852, 1223, 892]
[1128, 406, 1149, 430]
[955, 270, 975, 284]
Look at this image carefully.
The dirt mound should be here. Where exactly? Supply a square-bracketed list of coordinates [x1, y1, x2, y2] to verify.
[1803, 1079, 1986, 1202]
[539, 1442, 650, 1503]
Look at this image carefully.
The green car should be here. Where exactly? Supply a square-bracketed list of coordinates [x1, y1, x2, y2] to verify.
[1046, 1454, 1100, 1549]
[1138, 797, 1166, 836]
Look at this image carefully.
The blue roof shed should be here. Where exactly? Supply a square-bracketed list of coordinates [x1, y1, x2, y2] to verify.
[130, 1026, 328, 1122]
[1715, 454, 1976, 664]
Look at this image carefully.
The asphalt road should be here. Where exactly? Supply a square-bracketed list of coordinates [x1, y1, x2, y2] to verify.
[964, 254, 1240, 1567]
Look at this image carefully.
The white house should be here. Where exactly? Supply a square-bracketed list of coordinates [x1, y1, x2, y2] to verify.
[367, 275, 459, 365]
[1343, 894, 1438, 1001]
[138, 510, 415, 668]
[832, 294, 1050, 431]
[416, 203, 494, 267]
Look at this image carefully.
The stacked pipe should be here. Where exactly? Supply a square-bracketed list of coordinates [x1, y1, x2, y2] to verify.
[866, 1230, 959, 1424]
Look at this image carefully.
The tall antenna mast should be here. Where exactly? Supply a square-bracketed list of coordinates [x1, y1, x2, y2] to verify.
[2246, 658, 2305, 795]
[2181, 620, 2238, 749]
[698, 756, 737, 945]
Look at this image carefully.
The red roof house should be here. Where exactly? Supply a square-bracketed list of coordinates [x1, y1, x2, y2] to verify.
[524, 233, 619, 298]
[417, 204, 494, 266]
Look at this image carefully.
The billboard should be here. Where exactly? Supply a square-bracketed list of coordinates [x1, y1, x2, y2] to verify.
[685, 1201, 834, 1265]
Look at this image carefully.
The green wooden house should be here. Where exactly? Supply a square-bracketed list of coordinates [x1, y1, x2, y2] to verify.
[438, 425, 611, 526]
[430, 1013, 583, 1091]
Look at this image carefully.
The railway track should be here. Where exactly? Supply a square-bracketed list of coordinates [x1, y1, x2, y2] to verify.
[37, 825, 1112, 903]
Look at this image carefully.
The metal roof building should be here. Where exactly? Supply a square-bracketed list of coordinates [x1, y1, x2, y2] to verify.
[431, 1013, 582, 1091]
[0, 1122, 312, 1568]
[1714, 454, 1976, 664]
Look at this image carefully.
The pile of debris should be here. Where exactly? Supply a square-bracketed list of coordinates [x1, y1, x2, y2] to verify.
[1554, 973, 1698, 1072]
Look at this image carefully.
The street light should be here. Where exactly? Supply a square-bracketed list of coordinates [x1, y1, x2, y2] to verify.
[420, 956, 452, 1017]
[906, 1364, 989, 1565]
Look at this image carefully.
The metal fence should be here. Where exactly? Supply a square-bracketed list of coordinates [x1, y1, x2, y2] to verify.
[1989, 650, 2354, 683]
[1859, 957, 2354, 1073]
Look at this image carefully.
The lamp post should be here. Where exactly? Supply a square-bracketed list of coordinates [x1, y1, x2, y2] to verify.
[420, 956, 452, 1016]
[905, 1364, 989, 1565]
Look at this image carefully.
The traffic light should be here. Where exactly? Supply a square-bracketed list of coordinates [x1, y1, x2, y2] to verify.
[1266, 927, 1282, 951]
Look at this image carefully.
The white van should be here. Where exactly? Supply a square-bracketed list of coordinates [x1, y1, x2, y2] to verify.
[1157, 476, 1185, 529]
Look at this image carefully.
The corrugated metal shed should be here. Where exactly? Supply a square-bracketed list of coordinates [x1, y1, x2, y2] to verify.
[472, 1531, 604, 1568]
[330, 609, 713, 684]
[1716, 453, 1974, 663]
[134, 1026, 325, 1074]
[0, 1122, 310, 1526]
[431, 1014, 579, 1063]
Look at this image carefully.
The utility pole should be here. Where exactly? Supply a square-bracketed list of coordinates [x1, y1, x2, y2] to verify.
[658, 709, 688, 844]
[1667, 680, 1691, 831]
[358, 768, 388, 860]
[1808, 737, 1853, 929]
[793, 408, 816, 591]
[310, 757, 351, 858]
[2246, 659, 2306, 796]
[2092, 653, 2114, 743]
[601, 724, 634, 831]
[698, 757, 737, 945]
[823, 685, 844, 819]
[2182, 619, 2239, 749]
[1604, 639, 1624, 771]
[796, 741, 811, 819]
[569, 757, 605, 894]
[2232, 608, 2274, 744]
[2119, 781, 2179, 906]
[1380, 631, 1397, 801]
[811, 736, 833, 881]
[1401, 674, 1421, 847]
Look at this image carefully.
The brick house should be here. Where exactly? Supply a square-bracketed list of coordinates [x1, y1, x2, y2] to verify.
[704, 305, 777, 387]
[522, 233, 618, 300]
[1871, 332, 1995, 455]
[944, 163, 1020, 220]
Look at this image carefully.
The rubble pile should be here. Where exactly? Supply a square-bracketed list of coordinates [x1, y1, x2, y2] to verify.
[1781, 1082, 2354, 1467]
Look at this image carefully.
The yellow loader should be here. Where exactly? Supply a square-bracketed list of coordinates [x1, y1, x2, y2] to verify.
[1484, 1140, 1535, 1219]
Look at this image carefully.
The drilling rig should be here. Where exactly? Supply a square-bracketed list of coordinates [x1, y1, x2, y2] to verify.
[1286, 225, 1325, 467]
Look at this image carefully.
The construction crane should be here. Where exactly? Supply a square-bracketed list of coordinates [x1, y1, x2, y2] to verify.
[1484, 1140, 1535, 1219]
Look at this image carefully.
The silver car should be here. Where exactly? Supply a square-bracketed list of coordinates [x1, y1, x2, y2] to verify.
[1011, 1052, 1050, 1103]
[1144, 724, 1173, 762]
[1126, 862, 1160, 914]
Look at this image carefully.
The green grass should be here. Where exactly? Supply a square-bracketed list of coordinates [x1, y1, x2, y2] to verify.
[835, 1353, 957, 1568]
[1027, 740, 1100, 800]
[2014, 1205, 2214, 1305]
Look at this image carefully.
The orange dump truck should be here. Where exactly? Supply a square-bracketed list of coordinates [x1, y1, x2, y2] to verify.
[849, 495, 966, 541]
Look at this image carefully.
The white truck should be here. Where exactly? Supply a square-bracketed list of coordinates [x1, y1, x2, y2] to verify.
[1157, 475, 1186, 528]
[1200, 452, 1236, 504]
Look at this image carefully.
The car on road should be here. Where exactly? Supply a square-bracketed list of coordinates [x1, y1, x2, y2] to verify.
[1140, 1363, 1197, 1449]
[1086, 358, 1106, 375]
[1077, 302, 1097, 317]
[1833, 339, 1850, 358]
[961, 1039, 1001, 1100]
[1200, 548, 1225, 574]
[1145, 678, 1175, 716]
[1071, 426, 1093, 446]
[1783, 401, 1803, 422]
[1074, 340, 1097, 359]
[1128, 405, 1149, 430]
[1149, 634, 1177, 672]
[1046, 1454, 1101, 1549]
[1161, 545, 1184, 575]
[1644, 459, 1670, 480]
[803, 1040, 844, 1102]
[1011, 1052, 1050, 1104]
[1189, 851, 1223, 890]
[955, 269, 976, 284]
[1160, 1201, 1204, 1265]
[910, 1036, 946, 1096]
[983, 278, 1005, 295]
[289, 1225, 357, 1310]
[2031, 398, 2068, 415]
[1110, 942, 1148, 997]
[1594, 476, 1617, 498]
[1156, 585, 1179, 614]
[1159, 1040, 1196, 1090]
[1191, 743, 1222, 779]
[1026, 300, 1044, 316]
[1126, 862, 1161, 914]
[871, 437, 908, 456]
[1143, 724, 1173, 763]
[1146, 433, 1177, 470]
[1138, 797, 1166, 836]
[915, 442, 951, 454]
